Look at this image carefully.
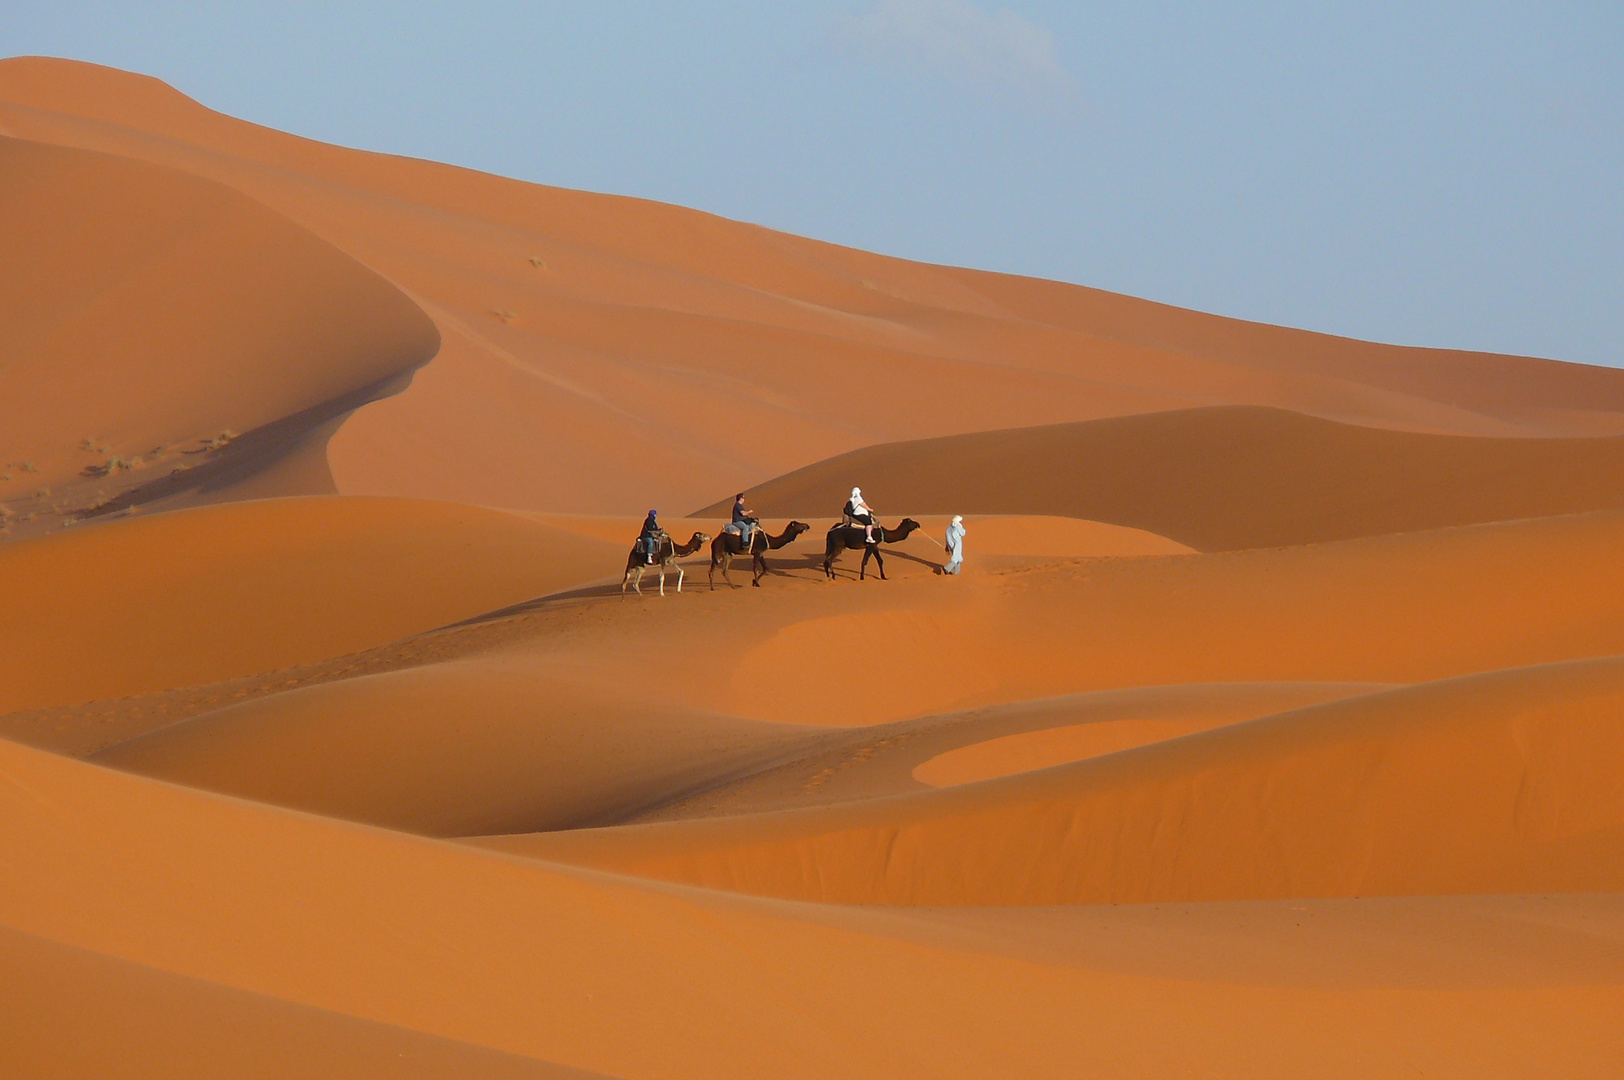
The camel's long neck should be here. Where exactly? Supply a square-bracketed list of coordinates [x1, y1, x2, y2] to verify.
[881, 523, 914, 543]
[767, 529, 798, 549]
[672, 535, 704, 556]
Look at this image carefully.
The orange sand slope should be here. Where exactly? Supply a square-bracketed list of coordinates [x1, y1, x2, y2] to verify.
[4, 735, 1623, 1079]
[0, 495, 617, 713]
[6, 56, 1624, 517]
[698, 405, 1624, 549]
[91, 659, 829, 837]
[483, 657, 1624, 904]
[7, 52, 1624, 1080]
[0, 136, 438, 539]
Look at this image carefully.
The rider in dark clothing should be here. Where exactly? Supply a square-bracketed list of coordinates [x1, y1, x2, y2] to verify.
[730, 493, 759, 543]
[639, 510, 663, 563]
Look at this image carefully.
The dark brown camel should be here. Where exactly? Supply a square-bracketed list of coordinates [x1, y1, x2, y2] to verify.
[622, 531, 711, 596]
[709, 521, 811, 589]
[822, 518, 922, 580]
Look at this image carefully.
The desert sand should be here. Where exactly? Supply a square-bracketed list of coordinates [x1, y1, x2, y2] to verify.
[3, 55, 1623, 1078]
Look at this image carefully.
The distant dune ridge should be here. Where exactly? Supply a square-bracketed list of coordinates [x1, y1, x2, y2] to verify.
[4, 54, 1624, 1080]
[696, 405, 1624, 549]
[7, 56, 1624, 521]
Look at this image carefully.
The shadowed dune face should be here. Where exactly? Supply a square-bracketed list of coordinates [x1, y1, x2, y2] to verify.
[0, 496, 618, 713]
[8, 53, 1624, 1080]
[0, 137, 439, 536]
[90, 660, 830, 837]
[697, 406, 1624, 550]
[478, 658, 1624, 906]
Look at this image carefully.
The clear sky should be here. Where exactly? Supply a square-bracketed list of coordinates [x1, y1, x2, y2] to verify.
[6, 2, 1622, 366]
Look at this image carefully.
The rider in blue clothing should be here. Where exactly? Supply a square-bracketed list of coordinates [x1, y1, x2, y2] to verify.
[639, 510, 664, 563]
[729, 493, 758, 546]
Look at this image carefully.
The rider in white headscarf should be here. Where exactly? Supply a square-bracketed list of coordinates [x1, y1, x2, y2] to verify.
[846, 487, 876, 543]
[942, 515, 965, 575]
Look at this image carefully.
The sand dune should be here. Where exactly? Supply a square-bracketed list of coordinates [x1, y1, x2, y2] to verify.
[91, 658, 827, 836]
[0, 137, 438, 539]
[536, 508, 1624, 727]
[4, 733, 1623, 1078]
[0, 926, 598, 1080]
[6, 57, 1624, 518]
[628, 682, 1389, 821]
[5, 52, 1624, 1079]
[0, 496, 617, 713]
[478, 657, 1624, 905]
[698, 405, 1624, 549]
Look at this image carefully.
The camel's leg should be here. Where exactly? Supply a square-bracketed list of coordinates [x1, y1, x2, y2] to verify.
[720, 552, 735, 588]
[633, 566, 644, 594]
[873, 547, 887, 580]
[859, 546, 870, 580]
[709, 554, 718, 590]
[658, 564, 666, 597]
[621, 569, 630, 595]
[675, 566, 684, 593]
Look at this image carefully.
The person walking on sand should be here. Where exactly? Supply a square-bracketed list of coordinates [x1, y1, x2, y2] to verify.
[942, 515, 965, 575]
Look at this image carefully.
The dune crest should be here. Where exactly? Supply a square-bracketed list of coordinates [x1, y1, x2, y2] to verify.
[7, 56, 1624, 517]
[0, 137, 438, 537]
[698, 405, 1624, 550]
[4, 52, 1624, 1078]
[481, 657, 1624, 905]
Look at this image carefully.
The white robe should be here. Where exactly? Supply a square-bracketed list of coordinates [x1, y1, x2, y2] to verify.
[944, 520, 965, 570]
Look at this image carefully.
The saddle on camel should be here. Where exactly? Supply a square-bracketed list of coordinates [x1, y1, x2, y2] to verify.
[822, 515, 922, 580]
[622, 529, 712, 596]
[709, 520, 812, 589]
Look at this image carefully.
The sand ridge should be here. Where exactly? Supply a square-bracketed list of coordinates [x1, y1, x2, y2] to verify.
[4, 53, 1624, 1078]
[8, 56, 1624, 519]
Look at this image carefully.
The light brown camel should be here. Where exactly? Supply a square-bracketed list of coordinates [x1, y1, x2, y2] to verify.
[622, 531, 711, 596]
[709, 521, 811, 589]
[822, 518, 922, 580]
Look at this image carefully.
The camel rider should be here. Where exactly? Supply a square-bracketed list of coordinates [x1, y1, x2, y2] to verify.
[639, 509, 665, 564]
[727, 492, 758, 546]
[844, 487, 876, 544]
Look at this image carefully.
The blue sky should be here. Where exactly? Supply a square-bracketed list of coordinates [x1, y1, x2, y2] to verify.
[6, 2, 1621, 366]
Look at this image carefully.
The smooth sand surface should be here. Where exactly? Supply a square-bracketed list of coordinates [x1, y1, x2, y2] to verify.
[0, 925, 602, 1080]
[697, 405, 1624, 549]
[91, 658, 828, 837]
[6, 53, 1624, 1079]
[0, 496, 618, 712]
[481, 657, 1624, 904]
[4, 735, 1623, 1078]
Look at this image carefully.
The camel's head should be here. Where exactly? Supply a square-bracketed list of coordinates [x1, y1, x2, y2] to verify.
[693, 531, 713, 544]
[786, 520, 812, 540]
[897, 517, 922, 536]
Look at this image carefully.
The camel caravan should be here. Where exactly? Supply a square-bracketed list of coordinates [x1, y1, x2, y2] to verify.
[621, 488, 951, 595]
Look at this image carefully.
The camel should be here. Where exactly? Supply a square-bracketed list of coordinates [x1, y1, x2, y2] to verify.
[709, 521, 811, 589]
[822, 518, 922, 581]
[622, 531, 711, 596]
